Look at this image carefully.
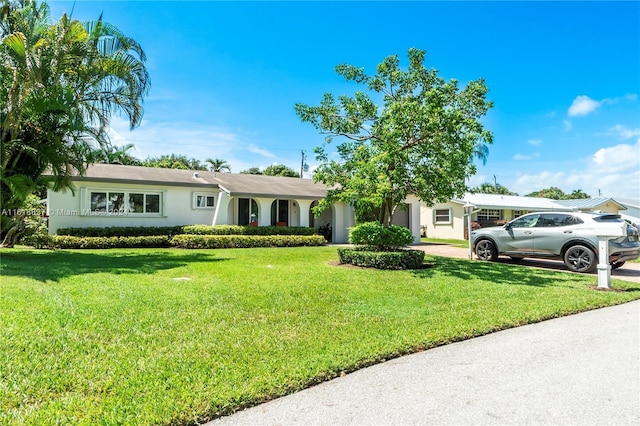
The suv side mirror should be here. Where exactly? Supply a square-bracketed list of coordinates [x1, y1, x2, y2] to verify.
[503, 223, 511, 230]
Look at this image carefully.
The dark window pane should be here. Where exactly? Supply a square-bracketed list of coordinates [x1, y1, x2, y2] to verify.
[109, 192, 125, 213]
[91, 192, 107, 212]
[145, 194, 160, 213]
[129, 193, 144, 213]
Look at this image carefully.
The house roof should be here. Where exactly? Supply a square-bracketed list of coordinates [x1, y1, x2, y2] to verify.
[553, 197, 627, 211]
[72, 164, 216, 187]
[67, 164, 328, 199]
[451, 193, 565, 211]
[212, 172, 328, 199]
[613, 198, 640, 209]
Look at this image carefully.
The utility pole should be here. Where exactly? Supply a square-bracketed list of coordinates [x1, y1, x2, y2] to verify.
[300, 150, 306, 179]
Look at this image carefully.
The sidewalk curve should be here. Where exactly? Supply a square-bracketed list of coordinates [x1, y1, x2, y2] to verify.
[208, 300, 640, 425]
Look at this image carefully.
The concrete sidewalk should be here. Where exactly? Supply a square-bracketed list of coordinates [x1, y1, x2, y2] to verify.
[209, 300, 640, 425]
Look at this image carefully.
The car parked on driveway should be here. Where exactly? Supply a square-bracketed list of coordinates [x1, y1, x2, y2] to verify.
[470, 212, 640, 273]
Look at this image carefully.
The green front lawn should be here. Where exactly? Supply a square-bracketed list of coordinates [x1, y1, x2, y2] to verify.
[421, 237, 469, 247]
[1, 246, 638, 424]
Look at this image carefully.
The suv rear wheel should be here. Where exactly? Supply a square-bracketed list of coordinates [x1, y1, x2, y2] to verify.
[564, 245, 597, 273]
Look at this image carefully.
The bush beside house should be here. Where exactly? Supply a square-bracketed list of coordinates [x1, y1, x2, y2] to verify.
[23, 225, 325, 249]
[338, 222, 425, 269]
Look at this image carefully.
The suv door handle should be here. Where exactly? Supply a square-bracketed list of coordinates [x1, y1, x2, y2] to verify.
[564, 231, 573, 234]
[524, 231, 533, 235]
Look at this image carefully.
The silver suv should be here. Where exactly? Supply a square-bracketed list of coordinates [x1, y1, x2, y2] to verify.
[470, 212, 640, 273]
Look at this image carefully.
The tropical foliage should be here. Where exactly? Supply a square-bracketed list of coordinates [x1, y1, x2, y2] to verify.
[0, 0, 149, 244]
[205, 157, 231, 172]
[295, 48, 493, 225]
[526, 187, 590, 200]
[263, 164, 299, 177]
[140, 154, 205, 170]
[91, 143, 140, 165]
[470, 182, 517, 195]
[240, 164, 300, 177]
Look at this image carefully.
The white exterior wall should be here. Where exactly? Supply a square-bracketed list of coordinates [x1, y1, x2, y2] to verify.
[420, 202, 466, 240]
[47, 182, 219, 234]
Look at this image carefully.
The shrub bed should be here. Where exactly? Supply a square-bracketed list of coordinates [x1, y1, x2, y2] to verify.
[182, 225, 317, 236]
[56, 226, 185, 237]
[44, 235, 171, 249]
[337, 247, 425, 270]
[171, 234, 327, 249]
[349, 222, 414, 250]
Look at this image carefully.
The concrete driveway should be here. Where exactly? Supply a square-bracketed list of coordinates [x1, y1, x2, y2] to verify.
[208, 301, 640, 425]
[416, 242, 640, 283]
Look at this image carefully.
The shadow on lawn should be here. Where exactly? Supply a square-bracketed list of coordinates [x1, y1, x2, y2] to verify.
[413, 256, 597, 288]
[0, 249, 226, 282]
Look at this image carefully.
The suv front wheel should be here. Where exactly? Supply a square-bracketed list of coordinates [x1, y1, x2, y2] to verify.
[564, 245, 597, 273]
[475, 239, 498, 261]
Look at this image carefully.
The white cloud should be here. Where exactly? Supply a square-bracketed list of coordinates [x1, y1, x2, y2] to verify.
[568, 95, 601, 116]
[102, 117, 286, 172]
[527, 139, 542, 146]
[247, 144, 277, 158]
[568, 93, 638, 117]
[508, 139, 640, 198]
[513, 153, 540, 161]
[610, 124, 640, 140]
[591, 139, 640, 173]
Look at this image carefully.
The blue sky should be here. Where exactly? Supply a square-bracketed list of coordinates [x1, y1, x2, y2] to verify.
[48, 1, 640, 198]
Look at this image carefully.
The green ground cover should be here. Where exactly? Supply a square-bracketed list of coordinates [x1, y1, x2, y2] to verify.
[421, 237, 469, 248]
[1, 246, 638, 425]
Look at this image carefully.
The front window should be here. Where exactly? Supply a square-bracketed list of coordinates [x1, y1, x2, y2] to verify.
[86, 190, 163, 215]
[478, 209, 503, 221]
[434, 208, 451, 224]
[194, 193, 216, 209]
[91, 192, 107, 212]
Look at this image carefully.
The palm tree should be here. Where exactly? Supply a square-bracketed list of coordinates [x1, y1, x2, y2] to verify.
[206, 158, 231, 173]
[1, 0, 150, 245]
[92, 143, 140, 165]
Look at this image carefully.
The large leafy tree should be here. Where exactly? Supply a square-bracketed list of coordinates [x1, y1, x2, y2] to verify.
[240, 166, 263, 175]
[141, 154, 205, 170]
[470, 182, 516, 195]
[1, 0, 149, 243]
[526, 187, 590, 200]
[295, 48, 493, 225]
[263, 164, 299, 177]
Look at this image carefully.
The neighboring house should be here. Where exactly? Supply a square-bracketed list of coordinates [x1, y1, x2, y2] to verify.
[421, 193, 628, 240]
[611, 198, 640, 226]
[46, 164, 423, 243]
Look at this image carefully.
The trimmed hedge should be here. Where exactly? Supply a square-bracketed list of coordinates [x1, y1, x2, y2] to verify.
[45, 235, 171, 249]
[337, 247, 425, 270]
[171, 234, 327, 249]
[183, 225, 317, 236]
[56, 226, 185, 237]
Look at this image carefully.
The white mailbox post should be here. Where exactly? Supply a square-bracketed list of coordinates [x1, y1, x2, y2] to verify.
[464, 201, 477, 260]
[594, 220, 626, 290]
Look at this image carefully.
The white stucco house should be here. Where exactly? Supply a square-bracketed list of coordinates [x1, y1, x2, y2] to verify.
[46, 164, 423, 243]
[421, 193, 628, 240]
